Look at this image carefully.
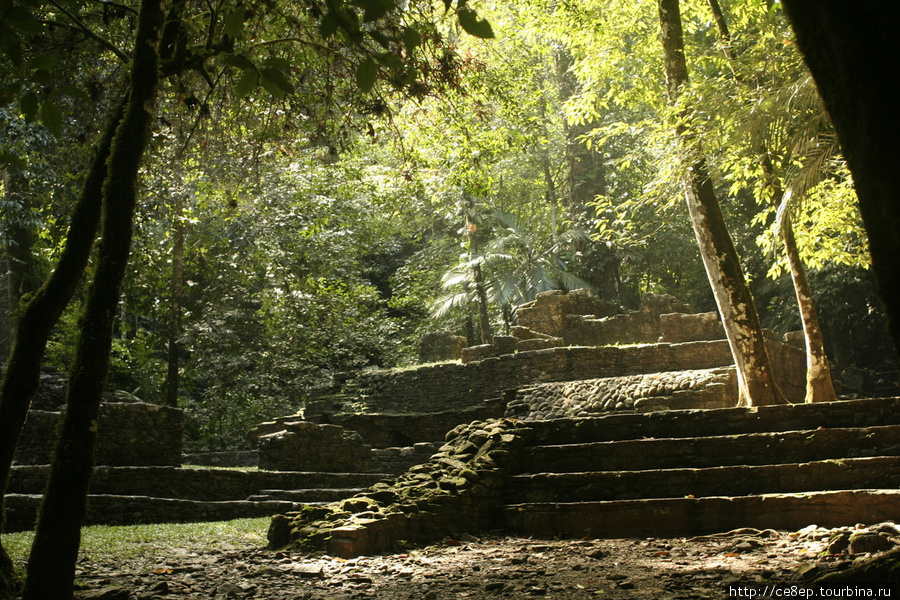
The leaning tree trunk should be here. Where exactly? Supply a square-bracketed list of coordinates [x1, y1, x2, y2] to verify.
[0, 100, 125, 598]
[20, 0, 164, 595]
[776, 195, 837, 403]
[657, 0, 784, 406]
[781, 1, 900, 357]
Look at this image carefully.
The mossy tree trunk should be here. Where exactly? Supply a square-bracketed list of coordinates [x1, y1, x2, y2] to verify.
[781, 1, 900, 357]
[19, 0, 164, 595]
[657, 0, 785, 406]
[0, 100, 125, 599]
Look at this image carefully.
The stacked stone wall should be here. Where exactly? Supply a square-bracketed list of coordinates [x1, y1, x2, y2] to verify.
[258, 422, 370, 472]
[15, 402, 183, 467]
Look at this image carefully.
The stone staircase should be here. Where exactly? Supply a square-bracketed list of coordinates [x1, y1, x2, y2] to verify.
[3, 466, 392, 532]
[503, 398, 900, 538]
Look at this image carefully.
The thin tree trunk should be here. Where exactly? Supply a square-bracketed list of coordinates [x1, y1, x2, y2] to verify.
[20, 0, 164, 594]
[2, 166, 38, 337]
[472, 261, 492, 344]
[781, 1, 900, 356]
[658, 0, 784, 406]
[0, 100, 125, 598]
[776, 194, 837, 403]
[165, 193, 185, 407]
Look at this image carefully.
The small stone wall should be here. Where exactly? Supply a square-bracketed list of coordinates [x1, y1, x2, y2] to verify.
[506, 367, 737, 419]
[15, 402, 183, 467]
[258, 422, 371, 472]
[183, 451, 258, 467]
[563, 294, 693, 347]
[515, 288, 619, 338]
[370, 443, 438, 475]
[659, 311, 726, 343]
[418, 331, 467, 363]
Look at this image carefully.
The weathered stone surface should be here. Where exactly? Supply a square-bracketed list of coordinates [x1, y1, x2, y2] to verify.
[506, 367, 737, 419]
[659, 311, 725, 343]
[269, 397, 900, 558]
[258, 422, 371, 472]
[419, 331, 467, 363]
[269, 418, 529, 557]
[15, 401, 182, 466]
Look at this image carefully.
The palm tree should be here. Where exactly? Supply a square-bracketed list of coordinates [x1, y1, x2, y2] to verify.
[432, 210, 592, 334]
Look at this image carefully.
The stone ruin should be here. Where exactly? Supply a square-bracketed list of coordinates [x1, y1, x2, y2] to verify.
[253, 290, 807, 469]
[5, 289, 810, 533]
[13, 369, 183, 467]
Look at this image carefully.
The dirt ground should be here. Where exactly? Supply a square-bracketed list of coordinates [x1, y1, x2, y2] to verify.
[73, 523, 899, 600]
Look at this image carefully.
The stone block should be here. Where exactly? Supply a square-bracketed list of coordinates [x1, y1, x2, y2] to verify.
[419, 331, 467, 363]
[258, 421, 371, 472]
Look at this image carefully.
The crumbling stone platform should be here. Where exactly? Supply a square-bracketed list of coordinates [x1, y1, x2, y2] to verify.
[268, 397, 900, 557]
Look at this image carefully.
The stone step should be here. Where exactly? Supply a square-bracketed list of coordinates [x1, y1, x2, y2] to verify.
[7, 465, 392, 501]
[522, 397, 900, 447]
[248, 488, 370, 502]
[506, 455, 900, 503]
[502, 489, 900, 539]
[519, 424, 900, 474]
[3, 493, 306, 533]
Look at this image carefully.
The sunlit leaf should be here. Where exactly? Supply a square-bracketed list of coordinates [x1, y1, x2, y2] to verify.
[457, 8, 493, 39]
[402, 27, 422, 53]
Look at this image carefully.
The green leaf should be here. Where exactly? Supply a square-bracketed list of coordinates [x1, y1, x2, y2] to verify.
[223, 8, 246, 39]
[4, 35, 24, 70]
[0, 152, 26, 168]
[402, 27, 422, 53]
[27, 54, 57, 71]
[457, 8, 493, 39]
[222, 54, 255, 70]
[60, 84, 90, 100]
[234, 69, 259, 99]
[259, 71, 285, 99]
[40, 100, 63, 136]
[319, 12, 339, 38]
[260, 67, 294, 95]
[369, 30, 390, 49]
[20, 91, 37, 121]
[4, 6, 44, 35]
[356, 57, 377, 93]
[375, 51, 403, 71]
[263, 56, 292, 71]
[363, 0, 394, 23]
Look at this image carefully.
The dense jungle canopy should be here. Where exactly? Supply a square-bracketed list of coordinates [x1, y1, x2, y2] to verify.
[0, 0, 895, 452]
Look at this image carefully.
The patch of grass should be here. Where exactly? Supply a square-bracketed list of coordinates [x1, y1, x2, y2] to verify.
[3, 517, 269, 565]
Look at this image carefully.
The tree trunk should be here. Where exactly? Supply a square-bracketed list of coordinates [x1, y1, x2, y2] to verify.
[1, 166, 38, 338]
[781, 1, 900, 356]
[165, 193, 185, 407]
[472, 261, 492, 344]
[20, 0, 164, 594]
[657, 0, 784, 406]
[776, 195, 837, 403]
[0, 100, 125, 598]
